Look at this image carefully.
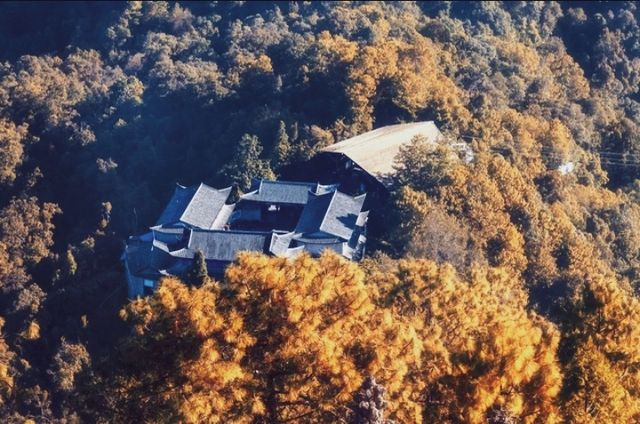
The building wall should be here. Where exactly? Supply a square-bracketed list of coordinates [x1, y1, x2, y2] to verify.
[125, 267, 145, 298]
[152, 229, 184, 244]
[301, 241, 346, 257]
[230, 206, 261, 223]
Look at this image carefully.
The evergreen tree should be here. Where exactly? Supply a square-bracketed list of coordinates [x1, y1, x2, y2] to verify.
[184, 250, 208, 285]
[271, 120, 291, 169]
[221, 134, 274, 191]
[392, 135, 455, 195]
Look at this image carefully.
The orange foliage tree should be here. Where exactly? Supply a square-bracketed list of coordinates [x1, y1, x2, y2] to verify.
[369, 259, 562, 423]
[98, 253, 422, 423]
[94, 252, 567, 423]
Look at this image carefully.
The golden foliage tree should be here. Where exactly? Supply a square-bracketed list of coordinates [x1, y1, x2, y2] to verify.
[224, 252, 422, 423]
[0, 197, 60, 268]
[97, 252, 570, 423]
[99, 253, 423, 423]
[0, 118, 27, 187]
[369, 259, 563, 423]
[559, 237, 640, 423]
[110, 277, 254, 423]
[0, 318, 15, 409]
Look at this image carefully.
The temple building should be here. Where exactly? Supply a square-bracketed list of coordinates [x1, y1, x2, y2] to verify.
[123, 179, 368, 297]
[123, 121, 451, 297]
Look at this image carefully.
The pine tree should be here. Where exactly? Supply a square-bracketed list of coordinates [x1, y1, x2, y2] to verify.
[184, 250, 208, 285]
[95, 253, 423, 422]
[272, 120, 291, 169]
[221, 134, 275, 191]
[392, 135, 455, 195]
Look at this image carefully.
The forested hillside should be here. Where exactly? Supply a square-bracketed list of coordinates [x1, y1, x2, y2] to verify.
[1, 1, 640, 422]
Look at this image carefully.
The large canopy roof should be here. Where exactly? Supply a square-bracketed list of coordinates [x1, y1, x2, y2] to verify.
[321, 121, 442, 181]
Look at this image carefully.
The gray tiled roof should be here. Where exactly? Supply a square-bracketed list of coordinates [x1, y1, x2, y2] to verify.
[156, 185, 196, 225]
[181, 184, 232, 228]
[269, 231, 305, 257]
[124, 236, 173, 278]
[269, 231, 294, 256]
[240, 179, 337, 205]
[156, 183, 232, 229]
[151, 224, 186, 245]
[295, 191, 366, 240]
[321, 192, 366, 240]
[127, 177, 370, 287]
[188, 229, 272, 262]
[295, 191, 334, 235]
[212, 204, 235, 229]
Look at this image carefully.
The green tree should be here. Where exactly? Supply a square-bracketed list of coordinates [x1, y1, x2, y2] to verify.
[271, 120, 292, 169]
[184, 250, 208, 285]
[221, 134, 274, 191]
[392, 135, 454, 195]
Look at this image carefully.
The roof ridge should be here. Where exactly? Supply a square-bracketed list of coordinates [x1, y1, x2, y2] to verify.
[324, 121, 437, 150]
[190, 228, 273, 236]
[198, 182, 232, 194]
[262, 179, 317, 186]
[187, 227, 195, 249]
[178, 183, 233, 228]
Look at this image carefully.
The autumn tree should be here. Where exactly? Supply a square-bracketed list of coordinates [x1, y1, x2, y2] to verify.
[0, 318, 15, 409]
[82, 277, 254, 423]
[93, 252, 568, 423]
[223, 252, 422, 423]
[48, 338, 90, 393]
[87, 253, 423, 423]
[557, 237, 640, 423]
[0, 197, 60, 268]
[0, 118, 28, 187]
[369, 259, 563, 423]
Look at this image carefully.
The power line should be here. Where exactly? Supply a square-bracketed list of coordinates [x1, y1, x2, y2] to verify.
[458, 132, 640, 160]
[454, 133, 640, 167]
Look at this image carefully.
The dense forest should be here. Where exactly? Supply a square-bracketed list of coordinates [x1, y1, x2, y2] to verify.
[1, 1, 640, 422]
